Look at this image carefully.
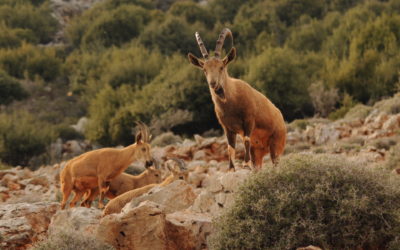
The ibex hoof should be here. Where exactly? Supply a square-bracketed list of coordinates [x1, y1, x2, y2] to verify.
[243, 164, 252, 170]
[228, 167, 236, 172]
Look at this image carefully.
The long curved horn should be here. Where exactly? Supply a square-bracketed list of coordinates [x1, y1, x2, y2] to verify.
[214, 28, 233, 58]
[135, 121, 146, 142]
[170, 157, 186, 171]
[143, 123, 151, 142]
[195, 32, 209, 59]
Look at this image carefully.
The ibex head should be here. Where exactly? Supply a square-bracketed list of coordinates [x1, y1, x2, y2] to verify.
[135, 121, 153, 167]
[188, 28, 236, 99]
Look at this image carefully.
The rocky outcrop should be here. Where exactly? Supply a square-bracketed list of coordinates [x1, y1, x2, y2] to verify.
[48, 207, 102, 238]
[0, 202, 59, 249]
[97, 201, 169, 250]
[123, 180, 197, 214]
[98, 200, 212, 250]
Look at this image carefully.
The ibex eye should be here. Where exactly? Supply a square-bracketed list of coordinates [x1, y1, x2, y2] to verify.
[141, 148, 146, 152]
[220, 67, 223, 71]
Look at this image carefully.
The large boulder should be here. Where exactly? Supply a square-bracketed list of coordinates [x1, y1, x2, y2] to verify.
[97, 201, 168, 250]
[48, 207, 101, 238]
[123, 180, 197, 214]
[98, 200, 212, 250]
[0, 202, 59, 249]
[166, 211, 212, 250]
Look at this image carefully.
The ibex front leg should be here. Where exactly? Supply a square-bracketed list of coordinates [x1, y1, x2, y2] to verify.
[98, 178, 110, 209]
[226, 129, 236, 171]
[243, 123, 253, 170]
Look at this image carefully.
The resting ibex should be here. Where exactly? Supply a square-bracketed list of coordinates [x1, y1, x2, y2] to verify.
[80, 164, 162, 208]
[188, 28, 286, 170]
[103, 158, 188, 216]
[60, 122, 153, 209]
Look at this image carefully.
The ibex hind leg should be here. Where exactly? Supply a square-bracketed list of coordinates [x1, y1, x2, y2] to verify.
[60, 181, 72, 209]
[98, 179, 110, 209]
[69, 190, 84, 208]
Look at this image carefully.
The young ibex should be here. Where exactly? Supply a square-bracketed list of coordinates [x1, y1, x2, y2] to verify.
[60, 122, 153, 209]
[80, 162, 162, 208]
[188, 28, 286, 170]
[102, 158, 188, 216]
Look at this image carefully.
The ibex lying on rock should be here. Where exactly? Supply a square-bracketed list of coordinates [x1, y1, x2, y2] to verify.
[80, 164, 162, 208]
[60, 123, 153, 209]
[188, 28, 286, 170]
[102, 158, 188, 216]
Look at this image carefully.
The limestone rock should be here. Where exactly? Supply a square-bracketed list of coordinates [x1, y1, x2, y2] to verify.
[191, 190, 216, 214]
[0, 202, 59, 249]
[166, 211, 212, 250]
[97, 201, 168, 250]
[123, 180, 197, 214]
[219, 169, 250, 192]
[382, 114, 400, 131]
[48, 207, 102, 238]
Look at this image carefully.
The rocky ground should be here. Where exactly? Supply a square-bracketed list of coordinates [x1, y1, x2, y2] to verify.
[0, 95, 399, 249]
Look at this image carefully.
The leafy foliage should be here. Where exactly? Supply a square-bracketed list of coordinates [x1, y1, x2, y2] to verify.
[0, 70, 28, 105]
[210, 154, 400, 249]
[0, 111, 55, 166]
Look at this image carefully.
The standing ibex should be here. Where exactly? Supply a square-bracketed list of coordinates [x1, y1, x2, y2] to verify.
[60, 122, 153, 209]
[188, 28, 286, 170]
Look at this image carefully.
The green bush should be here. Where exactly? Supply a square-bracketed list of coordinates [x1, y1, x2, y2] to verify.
[81, 5, 149, 49]
[210, 154, 400, 249]
[55, 124, 84, 141]
[151, 131, 182, 147]
[32, 229, 114, 250]
[328, 93, 357, 120]
[0, 111, 55, 166]
[0, 70, 28, 105]
[168, 1, 215, 29]
[386, 143, 400, 170]
[0, 43, 61, 80]
[0, 2, 58, 44]
[139, 16, 201, 55]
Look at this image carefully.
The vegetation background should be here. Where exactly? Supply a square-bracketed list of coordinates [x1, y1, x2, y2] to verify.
[1, 0, 400, 167]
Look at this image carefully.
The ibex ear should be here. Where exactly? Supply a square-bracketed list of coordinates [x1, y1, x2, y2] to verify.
[223, 47, 236, 65]
[188, 53, 204, 69]
[136, 132, 143, 145]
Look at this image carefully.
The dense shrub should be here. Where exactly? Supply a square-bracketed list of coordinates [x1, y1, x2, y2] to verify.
[85, 85, 131, 145]
[32, 229, 114, 250]
[0, 43, 61, 80]
[386, 143, 400, 170]
[55, 124, 84, 141]
[308, 81, 339, 117]
[0, 111, 55, 166]
[168, 1, 215, 29]
[151, 131, 182, 147]
[210, 154, 400, 249]
[0, 70, 28, 105]
[81, 5, 149, 49]
[139, 16, 201, 55]
[328, 93, 357, 120]
[0, 2, 58, 43]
